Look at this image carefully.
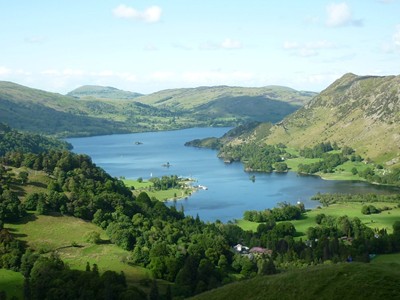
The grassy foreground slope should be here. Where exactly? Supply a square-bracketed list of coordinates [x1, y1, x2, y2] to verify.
[190, 262, 400, 300]
[0, 269, 24, 299]
[6, 214, 150, 285]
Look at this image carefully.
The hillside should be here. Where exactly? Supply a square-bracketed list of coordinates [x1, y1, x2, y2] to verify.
[135, 85, 316, 123]
[0, 81, 192, 136]
[0, 81, 131, 136]
[67, 85, 142, 100]
[0, 81, 313, 137]
[0, 123, 71, 156]
[191, 262, 400, 300]
[231, 74, 400, 166]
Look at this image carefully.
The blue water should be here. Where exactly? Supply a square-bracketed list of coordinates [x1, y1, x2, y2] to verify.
[67, 128, 397, 222]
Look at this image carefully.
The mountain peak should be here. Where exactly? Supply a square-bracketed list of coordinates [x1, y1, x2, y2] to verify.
[262, 73, 400, 165]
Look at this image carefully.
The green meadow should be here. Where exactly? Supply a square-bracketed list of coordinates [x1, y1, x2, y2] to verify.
[6, 214, 151, 286]
[236, 202, 400, 239]
[190, 262, 400, 300]
[0, 269, 24, 299]
[123, 178, 195, 201]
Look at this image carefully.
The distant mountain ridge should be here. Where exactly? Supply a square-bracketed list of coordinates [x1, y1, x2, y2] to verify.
[67, 85, 142, 100]
[133, 85, 316, 123]
[231, 73, 400, 166]
[0, 81, 314, 137]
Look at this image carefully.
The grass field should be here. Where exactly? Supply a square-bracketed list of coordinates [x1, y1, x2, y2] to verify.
[285, 157, 322, 172]
[6, 214, 150, 286]
[122, 178, 196, 201]
[236, 202, 400, 239]
[190, 262, 400, 300]
[122, 179, 153, 190]
[0, 269, 24, 299]
[371, 252, 400, 264]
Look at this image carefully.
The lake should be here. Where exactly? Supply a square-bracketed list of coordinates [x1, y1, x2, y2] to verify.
[67, 127, 397, 222]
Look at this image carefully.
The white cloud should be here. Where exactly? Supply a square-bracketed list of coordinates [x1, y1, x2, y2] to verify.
[150, 71, 175, 81]
[221, 38, 242, 49]
[97, 70, 114, 77]
[182, 70, 253, 84]
[172, 43, 194, 51]
[0, 66, 11, 76]
[326, 2, 363, 27]
[113, 4, 162, 23]
[24, 36, 46, 44]
[62, 69, 85, 76]
[41, 69, 60, 75]
[283, 41, 299, 49]
[144, 43, 158, 51]
[199, 38, 243, 50]
[393, 25, 400, 48]
[283, 40, 335, 57]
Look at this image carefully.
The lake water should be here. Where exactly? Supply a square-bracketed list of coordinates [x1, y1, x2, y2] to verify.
[67, 127, 397, 222]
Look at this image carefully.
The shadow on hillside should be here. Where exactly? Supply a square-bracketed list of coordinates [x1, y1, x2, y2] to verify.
[98, 239, 112, 245]
[10, 184, 26, 197]
[12, 212, 37, 224]
[28, 181, 47, 189]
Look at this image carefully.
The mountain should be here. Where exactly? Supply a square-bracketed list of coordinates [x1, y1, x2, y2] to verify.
[0, 81, 131, 137]
[190, 262, 400, 300]
[135, 85, 317, 123]
[229, 74, 400, 166]
[67, 85, 142, 100]
[0, 81, 315, 137]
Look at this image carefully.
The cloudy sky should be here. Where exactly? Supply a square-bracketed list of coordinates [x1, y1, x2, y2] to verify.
[1, 1, 399, 94]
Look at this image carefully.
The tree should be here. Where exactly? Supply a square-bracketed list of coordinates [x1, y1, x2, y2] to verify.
[18, 171, 29, 184]
[85, 231, 101, 244]
[351, 167, 358, 175]
[149, 279, 159, 300]
[274, 162, 288, 172]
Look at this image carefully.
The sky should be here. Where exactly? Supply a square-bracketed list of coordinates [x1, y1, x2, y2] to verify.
[0, 0, 399, 94]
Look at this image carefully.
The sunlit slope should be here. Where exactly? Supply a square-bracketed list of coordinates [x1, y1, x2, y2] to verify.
[253, 73, 400, 165]
[190, 262, 400, 300]
[135, 85, 316, 123]
[67, 85, 142, 100]
[0, 81, 130, 136]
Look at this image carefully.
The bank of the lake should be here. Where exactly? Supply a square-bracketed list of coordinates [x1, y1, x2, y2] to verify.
[67, 127, 399, 223]
[236, 200, 400, 237]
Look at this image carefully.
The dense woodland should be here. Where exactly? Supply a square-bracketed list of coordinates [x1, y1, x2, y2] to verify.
[0, 127, 400, 299]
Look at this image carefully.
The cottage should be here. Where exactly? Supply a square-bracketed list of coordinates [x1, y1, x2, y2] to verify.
[249, 247, 273, 256]
[233, 244, 249, 254]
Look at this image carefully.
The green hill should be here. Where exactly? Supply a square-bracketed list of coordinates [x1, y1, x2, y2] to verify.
[266, 73, 400, 165]
[67, 85, 142, 100]
[0, 81, 314, 137]
[0, 123, 71, 156]
[191, 262, 400, 300]
[0, 81, 131, 137]
[0, 81, 188, 136]
[227, 74, 400, 167]
[136, 85, 316, 123]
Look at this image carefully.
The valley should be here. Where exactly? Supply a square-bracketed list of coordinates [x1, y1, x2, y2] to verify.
[0, 73, 399, 299]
